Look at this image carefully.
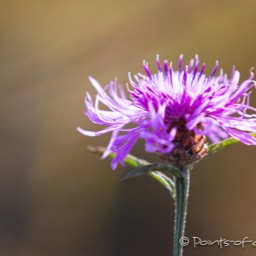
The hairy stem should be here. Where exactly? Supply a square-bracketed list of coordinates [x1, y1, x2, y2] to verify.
[173, 167, 190, 256]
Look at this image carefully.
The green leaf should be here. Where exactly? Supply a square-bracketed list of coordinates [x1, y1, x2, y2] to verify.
[207, 133, 256, 156]
[122, 163, 181, 179]
[87, 145, 177, 198]
[148, 171, 176, 199]
[122, 164, 179, 199]
[87, 145, 150, 167]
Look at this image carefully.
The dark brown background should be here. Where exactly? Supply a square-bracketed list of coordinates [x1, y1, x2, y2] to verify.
[1, 0, 256, 255]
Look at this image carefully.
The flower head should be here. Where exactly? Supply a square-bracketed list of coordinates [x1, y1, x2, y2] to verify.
[78, 55, 256, 169]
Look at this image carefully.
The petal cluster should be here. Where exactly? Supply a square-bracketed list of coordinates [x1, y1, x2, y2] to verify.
[78, 55, 256, 169]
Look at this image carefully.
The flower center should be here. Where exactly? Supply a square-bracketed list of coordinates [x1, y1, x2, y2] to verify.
[161, 119, 208, 167]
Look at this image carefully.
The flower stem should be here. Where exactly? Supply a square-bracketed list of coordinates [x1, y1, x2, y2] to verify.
[173, 167, 190, 256]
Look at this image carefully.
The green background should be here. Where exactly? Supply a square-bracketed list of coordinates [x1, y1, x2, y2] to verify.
[1, 0, 256, 255]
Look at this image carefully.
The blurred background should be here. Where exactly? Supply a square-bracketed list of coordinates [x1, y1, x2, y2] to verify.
[1, 0, 256, 255]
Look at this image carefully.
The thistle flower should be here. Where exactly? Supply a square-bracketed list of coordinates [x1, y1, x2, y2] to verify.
[78, 55, 256, 169]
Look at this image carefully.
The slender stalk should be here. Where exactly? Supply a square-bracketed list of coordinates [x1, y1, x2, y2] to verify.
[173, 167, 190, 256]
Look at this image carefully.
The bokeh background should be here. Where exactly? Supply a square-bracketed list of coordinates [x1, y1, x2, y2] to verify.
[1, 0, 256, 255]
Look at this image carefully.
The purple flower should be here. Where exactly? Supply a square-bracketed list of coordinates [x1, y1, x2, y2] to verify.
[78, 55, 256, 169]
